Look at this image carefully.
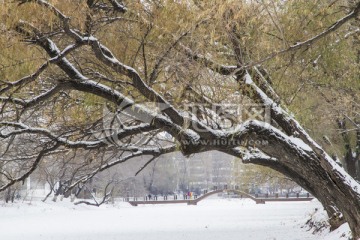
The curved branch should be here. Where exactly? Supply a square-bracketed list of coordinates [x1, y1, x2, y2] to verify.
[1, 82, 70, 109]
[65, 145, 176, 191]
[0, 62, 49, 94]
[0, 142, 60, 191]
[0, 121, 159, 150]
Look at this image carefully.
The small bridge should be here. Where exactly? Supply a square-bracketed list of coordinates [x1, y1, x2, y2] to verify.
[190, 189, 264, 204]
[127, 189, 314, 206]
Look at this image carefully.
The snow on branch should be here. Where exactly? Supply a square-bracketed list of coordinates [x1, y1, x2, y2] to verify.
[0, 121, 161, 150]
[14, 22, 196, 144]
[84, 36, 185, 126]
[0, 122, 104, 149]
[228, 120, 314, 159]
[229, 147, 277, 163]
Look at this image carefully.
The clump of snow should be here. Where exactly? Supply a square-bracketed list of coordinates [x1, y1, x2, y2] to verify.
[302, 202, 351, 240]
[323, 223, 351, 240]
[288, 136, 313, 152]
[303, 207, 330, 234]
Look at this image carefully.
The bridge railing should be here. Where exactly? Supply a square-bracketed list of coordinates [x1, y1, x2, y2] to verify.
[122, 194, 201, 202]
[122, 187, 313, 202]
[254, 193, 312, 199]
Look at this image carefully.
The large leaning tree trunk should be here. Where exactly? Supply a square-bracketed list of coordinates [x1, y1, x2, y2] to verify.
[1, 1, 360, 239]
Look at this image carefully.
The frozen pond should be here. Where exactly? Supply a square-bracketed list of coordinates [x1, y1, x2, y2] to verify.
[0, 198, 345, 240]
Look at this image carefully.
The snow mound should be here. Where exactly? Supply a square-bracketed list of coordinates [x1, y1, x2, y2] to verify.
[303, 207, 330, 234]
[303, 204, 351, 240]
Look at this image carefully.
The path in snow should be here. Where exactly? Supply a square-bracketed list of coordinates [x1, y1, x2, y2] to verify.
[0, 198, 339, 240]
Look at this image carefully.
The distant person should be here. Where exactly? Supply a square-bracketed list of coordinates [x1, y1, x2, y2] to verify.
[148, 194, 152, 200]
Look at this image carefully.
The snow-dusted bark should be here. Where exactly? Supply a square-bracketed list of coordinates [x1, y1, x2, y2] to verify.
[226, 119, 360, 237]
[184, 50, 360, 237]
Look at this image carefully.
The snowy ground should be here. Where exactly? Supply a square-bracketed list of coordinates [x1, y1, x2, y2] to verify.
[0, 197, 351, 240]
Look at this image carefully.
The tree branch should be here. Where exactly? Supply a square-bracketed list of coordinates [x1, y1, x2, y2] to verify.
[65, 145, 176, 191]
[239, 2, 360, 70]
[0, 142, 60, 191]
[1, 82, 71, 109]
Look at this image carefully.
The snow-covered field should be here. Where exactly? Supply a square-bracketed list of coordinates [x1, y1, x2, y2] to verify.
[0, 197, 351, 240]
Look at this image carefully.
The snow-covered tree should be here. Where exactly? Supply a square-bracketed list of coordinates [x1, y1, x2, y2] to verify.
[1, 0, 360, 238]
